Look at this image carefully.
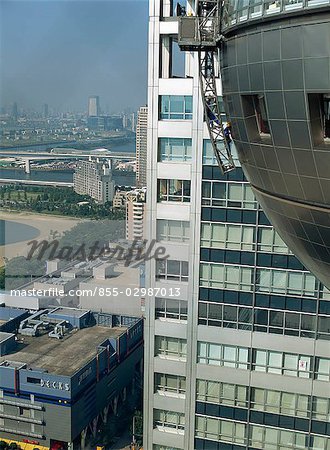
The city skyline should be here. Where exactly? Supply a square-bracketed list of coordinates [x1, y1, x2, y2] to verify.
[0, 0, 148, 113]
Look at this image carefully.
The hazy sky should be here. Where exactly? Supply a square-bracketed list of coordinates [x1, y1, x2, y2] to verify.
[0, 0, 148, 114]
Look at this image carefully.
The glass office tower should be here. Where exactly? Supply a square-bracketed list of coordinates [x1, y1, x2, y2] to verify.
[144, 1, 330, 449]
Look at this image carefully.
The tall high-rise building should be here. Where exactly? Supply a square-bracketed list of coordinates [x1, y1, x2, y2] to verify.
[88, 95, 100, 117]
[11, 102, 18, 121]
[144, 2, 330, 450]
[43, 103, 49, 118]
[136, 106, 148, 187]
[131, 112, 136, 132]
[73, 157, 114, 204]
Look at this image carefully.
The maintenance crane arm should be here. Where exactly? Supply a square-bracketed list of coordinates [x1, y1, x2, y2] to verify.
[177, 0, 235, 174]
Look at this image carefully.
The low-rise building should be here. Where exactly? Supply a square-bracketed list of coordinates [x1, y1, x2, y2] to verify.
[79, 261, 143, 318]
[0, 306, 143, 450]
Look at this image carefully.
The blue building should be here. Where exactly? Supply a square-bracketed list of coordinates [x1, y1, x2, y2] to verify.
[0, 307, 143, 450]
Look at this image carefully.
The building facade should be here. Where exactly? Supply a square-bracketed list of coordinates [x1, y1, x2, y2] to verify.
[144, 2, 330, 450]
[126, 188, 147, 241]
[0, 307, 143, 450]
[88, 96, 100, 117]
[136, 106, 148, 187]
[73, 157, 114, 204]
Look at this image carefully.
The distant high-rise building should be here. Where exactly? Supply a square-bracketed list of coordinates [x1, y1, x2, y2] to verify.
[131, 112, 136, 132]
[136, 106, 148, 187]
[73, 157, 114, 204]
[43, 103, 49, 118]
[126, 187, 147, 241]
[123, 114, 129, 129]
[11, 102, 18, 121]
[87, 115, 123, 131]
[88, 96, 100, 117]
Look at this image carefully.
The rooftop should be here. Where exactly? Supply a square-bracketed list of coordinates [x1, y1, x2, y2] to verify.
[48, 307, 89, 318]
[84, 263, 140, 287]
[0, 325, 126, 376]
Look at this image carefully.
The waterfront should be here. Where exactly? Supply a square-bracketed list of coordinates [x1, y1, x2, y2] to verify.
[0, 219, 40, 245]
[0, 137, 136, 154]
[0, 168, 136, 186]
[0, 139, 137, 186]
[0, 212, 81, 265]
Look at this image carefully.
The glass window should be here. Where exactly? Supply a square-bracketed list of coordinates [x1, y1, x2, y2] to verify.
[281, 392, 295, 415]
[316, 358, 330, 381]
[284, 353, 298, 376]
[266, 390, 281, 413]
[311, 436, 328, 450]
[201, 222, 255, 251]
[155, 373, 186, 396]
[155, 298, 188, 321]
[250, 425, 264, 447]
[257, 268, 317, 297]
[222, 383, 236, 404]
[223, 345, 236, 367]
[312, 397, 329, 421]
[158, 179, 191, 202]
[203, 139, 224, 165]
[155, 336, 187, 360]
[254, 350, 267, 371]
[200, 263, 253, 292]
[201, 180, 257, 209]
[220, 420, 233, 441]
[268, 351, 282, 374]
[296, 394, 309, 418]
[160, 95, 193, 120]
[154, 409, 185, 432]
[209, 343, 222, 363]
[156, 259, 189, 282]
[158, 137, 192, 162]
[265, 428, 278, 449]
[205, 417, 218, 439]
[236, 385, 248, 407]
[157, 219, 190, 242]
[206, 381, 220, 402]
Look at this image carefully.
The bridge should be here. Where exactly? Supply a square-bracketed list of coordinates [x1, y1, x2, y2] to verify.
[0, 151, 136, 173]
[0, 178, 74, 188]
[0, 151, 135, 159]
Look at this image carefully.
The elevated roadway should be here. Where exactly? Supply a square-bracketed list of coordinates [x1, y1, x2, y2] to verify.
[0, 178, 74, 187]
[0, 151, 135, 159]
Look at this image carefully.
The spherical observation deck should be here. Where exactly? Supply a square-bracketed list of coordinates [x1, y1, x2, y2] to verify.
[220, 1, 330, 288]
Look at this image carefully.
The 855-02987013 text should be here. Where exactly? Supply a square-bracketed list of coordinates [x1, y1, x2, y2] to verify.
[81, 287, 182, 297]
[10, 287, 181, 298]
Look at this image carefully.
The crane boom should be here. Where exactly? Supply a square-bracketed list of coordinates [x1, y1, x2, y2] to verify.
[178, 0, 235, 174]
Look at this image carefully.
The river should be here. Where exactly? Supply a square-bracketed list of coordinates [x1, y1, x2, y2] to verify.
[0, 168, 136, 186]
[0, 139, 136, 186]
[0, 138, 136, 154]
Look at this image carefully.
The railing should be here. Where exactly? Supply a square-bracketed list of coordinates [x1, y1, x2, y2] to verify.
[222, 0, 330, 30]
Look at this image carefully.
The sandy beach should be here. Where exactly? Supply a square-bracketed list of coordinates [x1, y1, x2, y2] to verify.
[0, 211, 82, 266]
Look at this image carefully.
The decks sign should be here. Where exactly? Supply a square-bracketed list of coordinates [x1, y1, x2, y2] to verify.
[40, 379, 70, 391]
